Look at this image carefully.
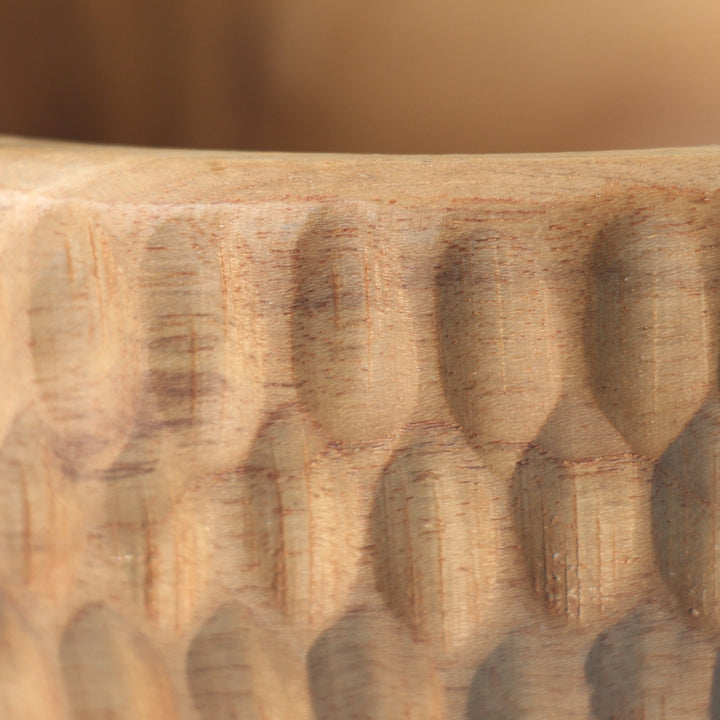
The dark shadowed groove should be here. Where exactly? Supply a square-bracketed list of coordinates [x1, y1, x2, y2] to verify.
[187, 601, 311, 720]
[236, 404, 362, 629]
[291, 204, 418, 446]
[307, 608, 444, 720]
[28, 202, 139, 475]
[512, 395, 653, 626]
[653, 396, 720, 630]
[140, 217, 264, 473]
[584, 200, 714, 459]
[436, 218, 561, 477]
[371, 422, 498, 654]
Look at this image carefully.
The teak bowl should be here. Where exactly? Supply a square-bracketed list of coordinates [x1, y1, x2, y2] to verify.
[1, 136, 720, 718]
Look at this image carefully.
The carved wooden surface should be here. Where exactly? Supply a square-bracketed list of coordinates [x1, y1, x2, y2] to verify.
[1, 136, 720, 718]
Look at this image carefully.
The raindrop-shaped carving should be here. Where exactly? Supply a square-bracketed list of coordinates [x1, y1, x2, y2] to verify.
[514, 396, 654, 625]
[103, 434, 210, 631]
[60, 604, 179, 720]
[292, 205, 418, 445]
[239, 406, 361, 629]
[140, 217, 264, 472]
[0, 594, 68, 719]
[585, 608, 715, 719]
[585, 212, 714, 458]
[653, 396, 720, 629]
[438, 227, 561, 463]
[371, 423, 497, 652]
[467, 626, 589, 719]
[187, 602, 311, 720]
[28, 203, 139, 474]
[0, 408, 81, 598]
[308, 608, 445, 720]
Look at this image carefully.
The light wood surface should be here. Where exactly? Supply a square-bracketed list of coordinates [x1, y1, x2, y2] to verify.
[1, 136, 720, 718]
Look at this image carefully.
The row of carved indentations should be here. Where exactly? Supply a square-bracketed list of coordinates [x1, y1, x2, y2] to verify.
[14, 197, 717, 461]
[5, 198, 720, 635]
[2, 592, 719, 719]
[213, 407, 720, 635]
[5, 393, 720, 653]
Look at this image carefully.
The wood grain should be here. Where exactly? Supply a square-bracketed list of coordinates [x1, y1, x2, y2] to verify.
[1, 136, 720, 718]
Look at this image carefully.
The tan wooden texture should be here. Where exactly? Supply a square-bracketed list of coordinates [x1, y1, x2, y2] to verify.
[1, 136, 720, 718]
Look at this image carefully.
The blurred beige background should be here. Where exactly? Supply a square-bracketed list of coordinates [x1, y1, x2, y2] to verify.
[0, 0, 718, 153]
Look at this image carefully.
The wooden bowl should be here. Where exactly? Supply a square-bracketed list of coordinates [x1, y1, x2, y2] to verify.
[1, 136, 720, 718]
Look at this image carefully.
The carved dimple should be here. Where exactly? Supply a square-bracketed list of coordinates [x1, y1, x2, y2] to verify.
[468, 628, 590, 719]
[585, 609, 716, 719]
[28, 204, 139, 474]
[514, 396, 654, 625]
[238, 406, 361, 629]
[102, 434, 210, 631]
[653, 396, 720, 630]
[371, 424, 497, 652]
[438, 225, 561, 471]
[140, 218, 264, 471]
[585, 209, 714, 458]
[60, 604, 179, 720]
[292, 205, 418, 445]
[187, 602, 311, 720]
[307, 609, 445, 720]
